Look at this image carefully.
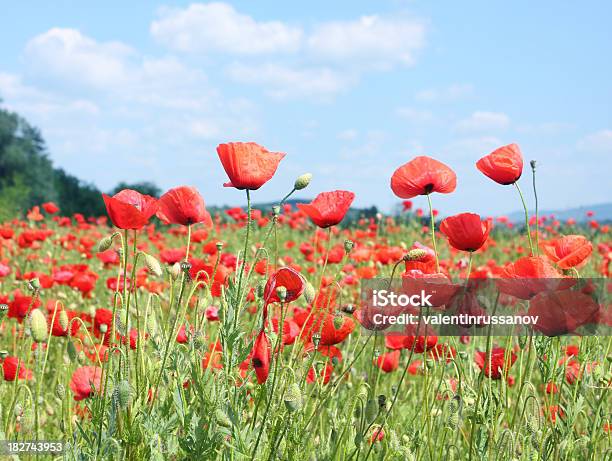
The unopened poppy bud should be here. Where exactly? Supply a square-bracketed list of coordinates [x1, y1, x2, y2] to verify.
[98, 235, 114, 253]
[294, 173, 312, 191]
[67, 340, 77, 362]
[344, 239, 354, 254]
[303, 282, 316, 304]
[312, 332, 321, 348]
[99, 324, 108, 334]
[215, 409, 232, 428]
[29, 309, 48, 343]
[170, 263, 181, 280]
[28, 278, 41, 292]
[333, 313, 344, 329]
[365, 399, 379, 423]
[276, 286, 287, 302]
[446, 395, 460, 429]
[143, 253, 163, 277]
[404, 249, 427, 261]
[180, 261, 192, 273]
[56, 383, 65, 399]
[59, 310, 69, 331]
[284, 383, 303, 412]
[116, 380, 131, 410]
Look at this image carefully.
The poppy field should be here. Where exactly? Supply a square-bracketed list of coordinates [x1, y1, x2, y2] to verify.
[0, 142, 610, 460]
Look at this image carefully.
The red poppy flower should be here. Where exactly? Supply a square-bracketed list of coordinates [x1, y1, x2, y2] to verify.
[2, 356, 33, 381]
[440, 212, 491, 252]
[476, 143, 523, 185]
[42, 202, 59, 214]
[390, 156, 457, 199]
[216, 142, 285, 190]
[156, 186, 212, 227]
[263, 267, 306, 305]
[297, 190, 355, 228]
[251, 329, 271, 384]
[497, 256, 570, 299]
[102, 189, 158, 230]
[376, 350, 400, 372]
[70, 366, 103, 401]
[528, 290, 600, 336]
[541, 235, 593, 269]
[474, 347, 517, 379]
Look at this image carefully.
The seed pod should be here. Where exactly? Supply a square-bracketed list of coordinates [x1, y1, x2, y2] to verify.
[143, 253, 163, 277]
[294, 173, 312, 191]
[303, 282, 316, 304]
[344, 240, 354, 254]
[0, 304, 8, 319]
[312, 333, 321, 349]
[447, 395, 460, 429]
[284, 383, 303, 413]
[29, 309, 48, 343]
[404, 249, 427, 262]
[215, 409, 232, 428]
[56, 383, 65, 399]
[28, 278, 41, 292]
[276, 286, 288, 302]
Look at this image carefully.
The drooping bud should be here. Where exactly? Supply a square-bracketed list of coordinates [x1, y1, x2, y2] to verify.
[344, 239, 354, 254]
[58, 310, 69, 332]
[116, 380, 131, 410]
[303, 282, 316, 304]
[143, 253, 163, 277]
[446, 395, 460, 429]
[98, 235, 114, 253]
[365, 399, 379, 423]
[55, 383, 65, 399]
[29, 309, 48, 343]
[284, 383, 303, 412]
[294, 173, 312, 191]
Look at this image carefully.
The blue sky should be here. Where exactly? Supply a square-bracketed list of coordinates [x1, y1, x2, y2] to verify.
[0, 1, 610, 216]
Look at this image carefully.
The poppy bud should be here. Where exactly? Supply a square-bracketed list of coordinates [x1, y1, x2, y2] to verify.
[303, 282, 316, 304]
[56, 383, 65, 399]
[0, 304, 8, 319]
[99, 324, 108, 334]
[446, 395, 460, 429]
[116, 380, 131, 410]
[67, 340, 77, 362]
[276, 286, 287, 302]
[344, 239, 354, 254]
[284, 383, 303, 412]
[59, 310, 69, 332]
[143, 253, 163, 277]
[98, 234, 115, 253]
[294, 173, 312, 191]
[215, 409, 232, 428]
[29, 309, 48, 343]
[170, 263, 181, 280]
[403, 249, 427, 261]
[28, 278, 41, 292]
[365, 399, 379, 423]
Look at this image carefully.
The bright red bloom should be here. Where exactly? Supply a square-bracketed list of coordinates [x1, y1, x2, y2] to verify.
[476, 143, 523, 185]
[497, 256, 568, 299]
[528, 290, 600, 336]
[251, 329, 271, 384]
[216, 142, 285, 190]
[70, 366, 103, 401]
[297, 190, 355, 228]
[440, 212, 491, 252]
[263, 267, 305, 305]
[541, 235, 593, 269]
[474, 347, 517, 379]
[390, 156, 457, 199]
[156, 186, 212, 227]
[102, 189, 158, 230]
[376, 350, 400, 372]
[2, 356, 33, 381]
[42, 202, 59, 214]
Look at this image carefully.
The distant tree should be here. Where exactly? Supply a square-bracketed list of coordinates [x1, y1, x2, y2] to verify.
[110, 181, 161, 197]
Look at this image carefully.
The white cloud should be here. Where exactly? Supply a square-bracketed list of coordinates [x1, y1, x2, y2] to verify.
[227, 63, 351, 100]
[25, 28, 135, 88]
[415, 84, 473, 102]
[396, 107, 434, 123]
[577, 129, 612, 154]
[455, 111, 510, 133]
[337, 129, 358, 141]
[151, 3, 302, 55]
[307, 15, 425, 68]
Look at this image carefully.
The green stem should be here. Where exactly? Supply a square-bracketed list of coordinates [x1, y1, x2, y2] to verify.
[426, 193, 440, 272]
[531, 162, 540, 255]
[514, 182, 535, 256]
